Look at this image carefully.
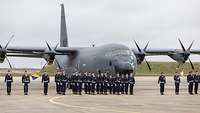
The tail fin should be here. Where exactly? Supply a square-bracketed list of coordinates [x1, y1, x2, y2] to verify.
[60, 4, 68, 47]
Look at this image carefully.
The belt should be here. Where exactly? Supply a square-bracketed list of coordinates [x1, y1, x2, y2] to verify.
[6, 80, 12, 82]
[44, 81, 49, 83]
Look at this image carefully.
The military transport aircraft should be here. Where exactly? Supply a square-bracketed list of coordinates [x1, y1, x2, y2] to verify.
[0, 4, 200, 76]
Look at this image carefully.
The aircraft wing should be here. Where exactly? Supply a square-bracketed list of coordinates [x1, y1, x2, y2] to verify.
[132, 48, 177, 56]
[190, 49, 200, 55]
[144, 49, 177, 56]
[6, 46, 78, 58]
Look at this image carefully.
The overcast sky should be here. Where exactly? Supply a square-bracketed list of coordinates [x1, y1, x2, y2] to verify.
[0, 0, 200, 68]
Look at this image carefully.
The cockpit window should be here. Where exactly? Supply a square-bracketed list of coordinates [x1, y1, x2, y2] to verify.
[105, 49, 133, 57]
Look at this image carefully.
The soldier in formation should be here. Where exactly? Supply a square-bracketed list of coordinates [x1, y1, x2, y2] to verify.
[22, 70, 30, 95]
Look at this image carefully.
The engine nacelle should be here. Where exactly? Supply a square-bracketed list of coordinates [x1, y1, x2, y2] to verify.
[0, 50, 6, 63]
[43, 54, 55, 65]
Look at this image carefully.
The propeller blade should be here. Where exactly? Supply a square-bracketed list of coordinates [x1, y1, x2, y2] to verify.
[6, 57, 13, 69]
[45, 41, 52, 51]
[55, 58, 62, 70]
[145, 58, 151, 71]
[40, 62, 47, 73]
[5, 34, 14, 49]
[178, 38, 186, 52]
[143, 41, 149, 52]
[188, 58, 194, 70]
[54, 43, 59, 50]
[134, 40, 142, 52]
[187, 40, 194, 51]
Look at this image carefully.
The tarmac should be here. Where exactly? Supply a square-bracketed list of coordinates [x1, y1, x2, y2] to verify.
[0, 76, 199, 113]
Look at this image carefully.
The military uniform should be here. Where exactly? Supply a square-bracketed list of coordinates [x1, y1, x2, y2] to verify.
[42, 73, 50, 95]
[115, 75, 121, 95]
[87, 73, 92, 94]
[77, 73, 83, 95]
[91, 74, 96, 95]
[71, 73, 76, 94]
[61, 73, 68, 95]
[100, 74, 104, 94]
[187, 73, 194, 95]
[55, 72, 61, 94]
[194, 73, 199, 94]
[129, 75, 135, 95]
[22, 74, 30, 95]
[174, 73, 180, 95]
[158, 74, 166, 95]
[121, 75, 125, 94]
[96, 74, 101, 94]
[83, 73, 88, 94]
[124, 74, 129, 95]
[5, 73, 13, 95]
[103, 74, 108, 95]
[108, 75, 114, 94]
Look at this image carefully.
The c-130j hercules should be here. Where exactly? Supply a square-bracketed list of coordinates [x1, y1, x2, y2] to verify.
[0, 4, 200, 76]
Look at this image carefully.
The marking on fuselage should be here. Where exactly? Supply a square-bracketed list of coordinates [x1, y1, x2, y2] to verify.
[49, 96, 140, 113]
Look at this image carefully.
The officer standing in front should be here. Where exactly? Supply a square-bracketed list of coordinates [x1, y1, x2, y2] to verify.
[5, 70, 13, 95]
[158, 72, 166, 95]
[55, 70, 61, 94]
[174, 72, 180, 95]
[194, 71, 199, 94]
[22, 70, 30, 95]
[187, 71, 194, 95]
[42, 71, 50, 95]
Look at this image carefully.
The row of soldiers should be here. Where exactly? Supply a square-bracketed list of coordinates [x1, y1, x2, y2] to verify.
[158, 71, 200, 95]
[55, 71, 136, 95]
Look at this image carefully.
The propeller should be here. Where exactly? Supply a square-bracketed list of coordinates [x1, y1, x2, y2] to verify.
[134, 40, 151, 71]
[0, 35, 14, 69]
[178, 38, 194, 70]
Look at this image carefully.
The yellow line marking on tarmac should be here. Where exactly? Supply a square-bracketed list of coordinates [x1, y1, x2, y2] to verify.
[49, 96, 140, 113]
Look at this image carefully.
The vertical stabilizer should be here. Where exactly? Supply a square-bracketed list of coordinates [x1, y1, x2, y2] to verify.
[60, 4, 68, 47]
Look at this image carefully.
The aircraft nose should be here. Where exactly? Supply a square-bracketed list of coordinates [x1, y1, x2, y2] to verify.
[115, 62, 134, 72]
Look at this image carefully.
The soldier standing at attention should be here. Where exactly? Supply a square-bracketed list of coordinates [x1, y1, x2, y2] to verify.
[158, 72, 166, 95]
[103, 73, 108, 95]
[187, 71, 194, 95]
[129, 73, 135, 95]
[42, 71, 50, 95]
[61, 70, 68, 95]
[55, 70, 61, 94]
[71, 73, 75, 94]
[91, 73, 96, 95]
[5, 70, 13, 95]
[87, 72, 92, 94]
[96, 73, 100, 94]
[108, 75, 113, 94]
[22, 70, 30, 95]
[194, 71, 199, 94]
[113, 75, 117, 94]
[77, 73, 83, 95]
[100, 73, 104, 94]
[83, 72, 88, 94]
[121, 74, 125, 94]
[116, 74, 121, 95]
[174, 72, 180, 95]
[124, 74, 129, 95]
